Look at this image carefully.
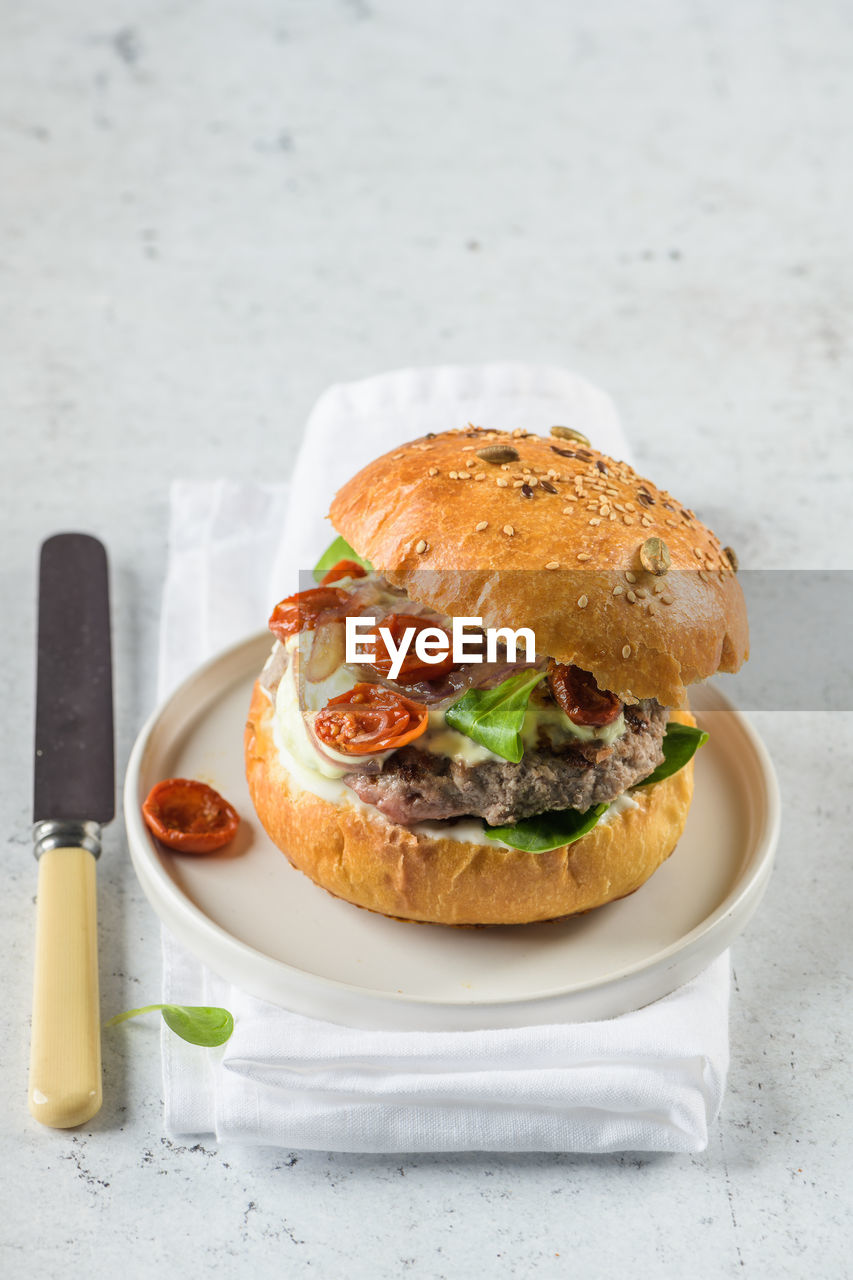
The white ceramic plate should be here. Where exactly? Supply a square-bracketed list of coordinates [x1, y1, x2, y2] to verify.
[125, 633, 780, 1030]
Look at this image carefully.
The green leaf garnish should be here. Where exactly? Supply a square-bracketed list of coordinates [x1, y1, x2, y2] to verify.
[104, 1003, 234, 1047]
[312, 535, 373, 583]
[445, 670, 547, 763]
[635, 721, 709, 789]
[485, 803, 609, 852]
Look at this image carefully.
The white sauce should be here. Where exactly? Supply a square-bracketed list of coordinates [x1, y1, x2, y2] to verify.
[599, 790, 640, 823]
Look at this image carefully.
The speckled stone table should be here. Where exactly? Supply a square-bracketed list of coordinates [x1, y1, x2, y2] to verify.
[2, 2, 851, 1277]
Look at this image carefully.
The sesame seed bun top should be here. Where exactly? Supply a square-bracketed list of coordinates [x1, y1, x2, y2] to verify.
[328, 425, 748, 707]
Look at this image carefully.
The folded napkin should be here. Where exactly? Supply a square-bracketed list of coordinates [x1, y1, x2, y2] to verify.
[159, 364, 731, 1153]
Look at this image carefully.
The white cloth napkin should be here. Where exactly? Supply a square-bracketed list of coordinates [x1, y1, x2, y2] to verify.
[158, 364, 731, 1153]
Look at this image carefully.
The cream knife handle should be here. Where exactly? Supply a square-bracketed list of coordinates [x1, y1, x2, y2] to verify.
[29, 844, 102, 1128]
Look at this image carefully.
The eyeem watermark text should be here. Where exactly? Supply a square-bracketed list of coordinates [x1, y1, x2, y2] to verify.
[346, 616, 535, 680]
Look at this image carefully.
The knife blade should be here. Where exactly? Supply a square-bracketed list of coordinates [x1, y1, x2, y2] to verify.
[29, 533, 114, 1128]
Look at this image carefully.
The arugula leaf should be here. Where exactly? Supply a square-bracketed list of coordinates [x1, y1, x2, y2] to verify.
[635, 722, 709, 789]
[445, 670, 547, 763]
[104, 1003, 234, 1047]
[312, 535, 373, 583]
[485, 803, 609, 853]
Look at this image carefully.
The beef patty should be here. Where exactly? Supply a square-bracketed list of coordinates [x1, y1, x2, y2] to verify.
[344, 701, 668, 826]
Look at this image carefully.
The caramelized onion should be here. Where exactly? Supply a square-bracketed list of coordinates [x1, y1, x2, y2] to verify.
[303, 619, 346, 683]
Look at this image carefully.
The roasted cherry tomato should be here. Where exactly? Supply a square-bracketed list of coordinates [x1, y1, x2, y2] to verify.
[547, 662, 623, 727]
[268, 586, 351, 642]
[364, 613, 456, 685]
[142, 778, 240, 854]
[320, 559, 368, 586]
[314, 683, 429, 755]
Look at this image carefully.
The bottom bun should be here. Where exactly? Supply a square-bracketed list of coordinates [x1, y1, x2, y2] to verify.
[245, 682, 696, 926]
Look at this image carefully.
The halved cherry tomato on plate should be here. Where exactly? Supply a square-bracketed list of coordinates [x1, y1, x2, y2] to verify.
[142, 778, 240, 853]
[364, 613, 456, 685]
[320, 559, 368, 586]
[547, 662, 623, 727]
[314, 683, 429, 754]
[268, 586, 351, 642]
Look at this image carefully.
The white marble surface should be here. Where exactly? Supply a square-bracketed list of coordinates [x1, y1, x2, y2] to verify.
[2, 2, 851, 1276]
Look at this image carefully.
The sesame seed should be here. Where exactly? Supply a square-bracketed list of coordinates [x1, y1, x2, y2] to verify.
[623, 514, 635, 525]
[512, 428, 525, 438]
[503, 524, 515, 536]
[496, 478, 509, 488]
[654, 580, 666, 594]
[563, 506, 574, 515]
[415, 540, 428, 554]
[577, 552, 592, 562]
[461, 445, 475, 451]
[661, 593, 674, 605]
[475, 521, 488, 532]
[428, 467, 439, 476]
[665, 518, 678, 528]
[641, 516, 652, 527]
[693, 547, 703, 559]
[393, 452, 404, 459]
[622, 644, 631, 659]
[625, 571, 637, 583]
[547, 469, 558, 479]
[626, 590, 637, 603]
[512, 479, 525, 488]
[589, 517, 601, 526]
[449, 471, 458, 479]
[458, 471, 471, 480]
[545, 561, 560, 570]
[635, 587, 647, 598]
[566, 494, 578, 502]
[475, 473, 486, 481]
[647, 602, 657, 616]
[613, 584, 624, 595]
[577, 595, 589, 609]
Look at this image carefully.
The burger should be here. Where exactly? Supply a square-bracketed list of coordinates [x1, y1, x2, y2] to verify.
[245, 425, 748, 926]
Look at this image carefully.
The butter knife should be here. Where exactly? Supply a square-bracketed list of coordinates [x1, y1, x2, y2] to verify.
[29, 533, 114, 1128]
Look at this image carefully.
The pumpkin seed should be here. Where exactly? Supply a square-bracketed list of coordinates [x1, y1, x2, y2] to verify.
[550, 425, 590, 446]
[640, 536, 671, 576]
[476, 445, 519, 464]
